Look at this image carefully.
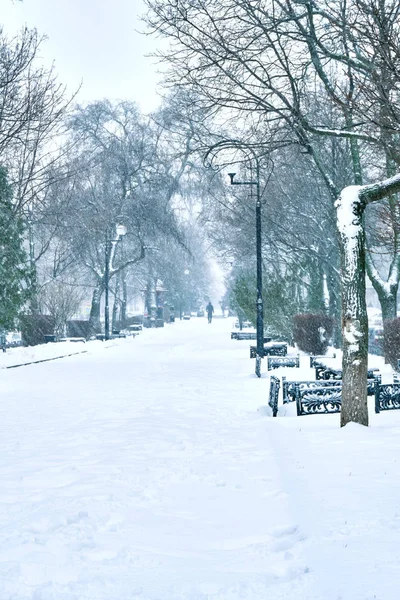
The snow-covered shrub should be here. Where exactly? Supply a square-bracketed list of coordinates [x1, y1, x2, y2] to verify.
[293, 313, 334, 355]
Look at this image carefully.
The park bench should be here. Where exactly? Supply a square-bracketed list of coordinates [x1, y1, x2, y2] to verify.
[392, 360, 400, 384]
[284, 373, 381, 405]
[315, 365, 343, 380]
[375, 382, 400, 413]
[234, 319, 253, 329]
[231, 331, 271, 341]
[282, 377, 342, 404]
[267, 355, 300, 371]
[295, 384, 342, 416]
[309, 355, 336, 368]
[315, 364, 379, 382]
[268, 375, 280, 417]
[250, 342, 287, 359]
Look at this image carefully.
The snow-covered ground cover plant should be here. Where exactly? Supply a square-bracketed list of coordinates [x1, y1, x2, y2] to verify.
[1, 317, 400, 599]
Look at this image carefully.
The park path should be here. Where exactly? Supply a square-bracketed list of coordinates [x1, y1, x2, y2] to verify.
[0, 316, 316, 600]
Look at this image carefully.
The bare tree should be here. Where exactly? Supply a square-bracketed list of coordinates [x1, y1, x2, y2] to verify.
[39, 281, 86, 337]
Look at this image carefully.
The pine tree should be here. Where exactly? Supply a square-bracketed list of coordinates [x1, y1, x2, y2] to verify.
[0, 167, 34, 331]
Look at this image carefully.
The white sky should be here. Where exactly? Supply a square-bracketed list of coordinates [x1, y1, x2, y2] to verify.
[0, 0, 163, 112]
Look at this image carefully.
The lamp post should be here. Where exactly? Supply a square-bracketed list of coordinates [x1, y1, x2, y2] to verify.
[204, 140, 265, 377]
[228, 168, 264, 377]
[184, 268, 190, 318]
[104, 224, 127, 340]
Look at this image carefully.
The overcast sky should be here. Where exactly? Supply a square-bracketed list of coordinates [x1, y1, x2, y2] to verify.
[1, 0, 163, 111]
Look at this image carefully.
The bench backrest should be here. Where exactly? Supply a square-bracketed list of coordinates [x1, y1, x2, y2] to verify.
[315, 365, 342, 380]
[268, 375, 280, 417]
[250, 343, 288, 359]
[375, 382, 400, 413]
[315, 365, 380, 381]
[284, 375, 380, 404]
[295, 384, 342, 416]
[267, 355, 299, 371]
[310, 355, 336, 368]
[263, 343, 287, 357]
[282, 378, 341, 404]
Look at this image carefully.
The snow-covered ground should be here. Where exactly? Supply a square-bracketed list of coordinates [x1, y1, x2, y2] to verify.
[1, 318, 400, 599]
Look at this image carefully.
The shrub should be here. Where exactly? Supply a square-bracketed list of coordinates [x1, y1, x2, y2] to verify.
[293, 313, 334, 355]
[383, 318, 400, 369]
[20, 314, 55, 346]
[230, 271, 302, 342]
[66, 320, 94, 340]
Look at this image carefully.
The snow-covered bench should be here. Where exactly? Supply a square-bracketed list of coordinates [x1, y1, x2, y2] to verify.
[315, 364, 379, 382]
[309, 355, 336, 368]
[250, 342, 287, 359]
[284, 374, 381, 405]
[268, 375, 280, 417]
[267, 355, 300, 371]
[282, 377, 342, 404]
[231, 331, 271, 342]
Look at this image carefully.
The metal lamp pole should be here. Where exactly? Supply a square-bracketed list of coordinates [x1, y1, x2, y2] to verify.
[204, 139, 266, 377]
[228, 167, 264, 377]
[104, 229, 111, 340]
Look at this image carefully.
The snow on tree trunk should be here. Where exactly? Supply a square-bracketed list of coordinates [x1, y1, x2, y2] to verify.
[336, 186, 369, 427]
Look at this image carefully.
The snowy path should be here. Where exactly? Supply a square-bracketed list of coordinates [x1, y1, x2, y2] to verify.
[0, 318, 312, 599]
[1, 318, 400, 599]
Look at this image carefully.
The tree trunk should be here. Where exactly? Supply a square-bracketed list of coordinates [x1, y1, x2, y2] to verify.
[377, 286, 398, 323]
[326, 267, 342, 348]
[89, 286, 102, 333]
[336, 187, 369, 427]
[308, 258, 325, 313]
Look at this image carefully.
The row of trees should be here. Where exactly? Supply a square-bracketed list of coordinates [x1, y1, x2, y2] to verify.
[0, 26, 213, 339]
[144, 0, 400, 426]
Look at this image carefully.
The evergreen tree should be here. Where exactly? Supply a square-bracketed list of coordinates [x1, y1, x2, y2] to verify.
[0, 167, 34, 330]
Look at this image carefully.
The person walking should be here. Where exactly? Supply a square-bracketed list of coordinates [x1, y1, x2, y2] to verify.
[206, 301, 214, 323]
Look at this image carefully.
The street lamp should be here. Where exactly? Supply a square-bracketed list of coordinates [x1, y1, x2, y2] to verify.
[204, 140, 265, 377]
[182, 268, 190, 319]
[104, 224, 127, 340]
[227, 169, 264, 377]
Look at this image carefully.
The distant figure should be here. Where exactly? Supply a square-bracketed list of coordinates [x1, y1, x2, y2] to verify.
[206, 301, 214, 323]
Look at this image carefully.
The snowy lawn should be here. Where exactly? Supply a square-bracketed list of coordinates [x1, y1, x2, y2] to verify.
[1, 317, 400, 599]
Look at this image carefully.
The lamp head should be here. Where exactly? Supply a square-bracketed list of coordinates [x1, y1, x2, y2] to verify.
[116, 224, 127, 237]
[227, 172, 236, 184]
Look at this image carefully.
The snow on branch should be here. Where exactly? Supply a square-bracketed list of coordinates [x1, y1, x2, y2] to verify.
[306, 126, 377, 144]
